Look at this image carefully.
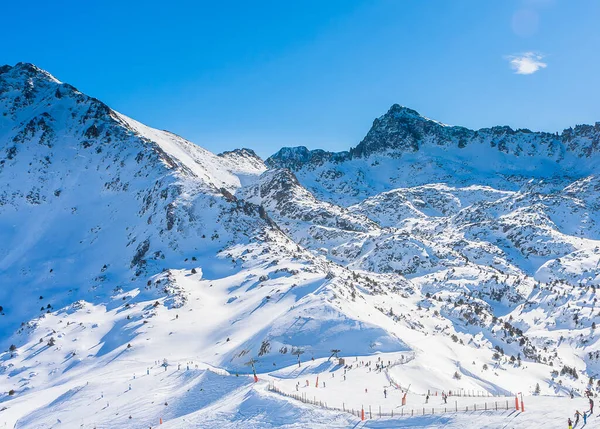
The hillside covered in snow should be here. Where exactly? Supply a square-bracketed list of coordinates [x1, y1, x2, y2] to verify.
[1, 63, 600, 428]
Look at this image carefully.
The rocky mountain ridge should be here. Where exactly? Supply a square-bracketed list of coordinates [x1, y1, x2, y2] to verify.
[267, 104, 600, 204]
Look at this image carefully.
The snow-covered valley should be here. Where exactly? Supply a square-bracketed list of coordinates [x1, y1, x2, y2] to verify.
[2, 63, 600, 428]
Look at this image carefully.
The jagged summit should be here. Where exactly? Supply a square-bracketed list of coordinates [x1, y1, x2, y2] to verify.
[0, 62, 62, 86]
[218, 147, 259, 157]
[267, 103, 600, 198]
[385, 103, 425, 119]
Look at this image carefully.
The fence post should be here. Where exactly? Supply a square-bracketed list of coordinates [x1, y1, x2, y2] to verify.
[455, 401, 458, 412]
[379, 405, 381, 418]
[343, 403, 345, 412]
[369, 405, 372, 419]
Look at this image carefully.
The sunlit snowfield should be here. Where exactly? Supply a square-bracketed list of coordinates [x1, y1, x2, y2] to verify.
[2, 63, 600, 428]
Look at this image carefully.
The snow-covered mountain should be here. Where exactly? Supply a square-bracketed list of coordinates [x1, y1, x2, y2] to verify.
[267, 104, 600, 203]
[2, 64, 600, 428]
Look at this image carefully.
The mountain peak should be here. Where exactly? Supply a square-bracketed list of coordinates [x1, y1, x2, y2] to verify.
[0, 62, 61, 84]
[218, 147, 261, 160]
[386, 104, 423, 118]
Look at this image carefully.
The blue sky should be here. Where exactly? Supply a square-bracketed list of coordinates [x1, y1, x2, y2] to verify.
[2, 0, 599, 157]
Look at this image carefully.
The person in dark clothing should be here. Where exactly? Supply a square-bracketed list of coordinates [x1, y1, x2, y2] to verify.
[590, 398, 594, 414]
[568, 417, 572, 429]
[384, 389, 387, 398]
[574, 410, 581, 426]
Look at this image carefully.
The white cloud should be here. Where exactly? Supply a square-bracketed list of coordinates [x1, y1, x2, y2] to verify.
[506, 52, 547, 75]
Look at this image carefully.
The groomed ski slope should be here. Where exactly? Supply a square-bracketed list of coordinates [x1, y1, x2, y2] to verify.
[3, 354, 591, 428]
[1, 264, 590, 428]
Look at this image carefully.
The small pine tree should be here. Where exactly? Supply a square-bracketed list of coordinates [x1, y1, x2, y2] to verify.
[534, 383, 541, 395]
[9, 344, 16, 352]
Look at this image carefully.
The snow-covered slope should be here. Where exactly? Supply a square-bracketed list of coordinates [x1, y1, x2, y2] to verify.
[262, 103, 600, 419]
[2, 64, 600, 428]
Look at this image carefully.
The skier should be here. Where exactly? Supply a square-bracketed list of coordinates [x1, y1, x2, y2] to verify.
[384, 389, 387, 399]
[567, 417, 572, 429]
[575, 410, 581, 426]
[583, 411, 588, 424]
[425, 394, 429, 404]
[590, 398, 595, 414]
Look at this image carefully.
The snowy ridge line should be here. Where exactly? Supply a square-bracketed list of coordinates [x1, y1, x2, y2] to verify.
[267, 382, 516, 419]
